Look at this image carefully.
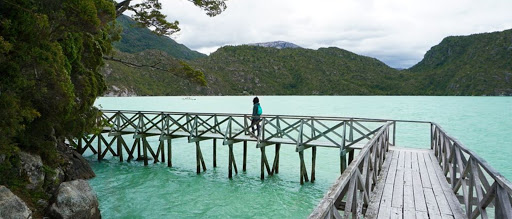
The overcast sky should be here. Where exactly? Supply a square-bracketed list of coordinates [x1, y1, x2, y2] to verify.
[156, 0, 512, 68]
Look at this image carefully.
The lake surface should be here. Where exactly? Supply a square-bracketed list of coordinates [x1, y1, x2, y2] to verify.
[88, 96, 512, 218]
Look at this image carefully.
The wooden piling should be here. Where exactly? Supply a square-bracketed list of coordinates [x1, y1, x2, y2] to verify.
[260, 147, 265, 180]
[195, 142, 206, 174]
[167, 139, 172, 167]
[231, 145, 238, 174]
[260, 147, 271, 180]
[97, 134, 102, 161]
[340, 153, 347, 174]
[213, 139, 217, 168]
[117, 136, 123, 162]
[299, 151, 309, 184]
[272, 144, 281, 174]
[160, 141, 165, 162]
[243, 141, 247, 172]
[228, 144, 233, 179]
[142, 137, 148, 166]
[137, 138, 142, 160]
[311, 146, 316, 182]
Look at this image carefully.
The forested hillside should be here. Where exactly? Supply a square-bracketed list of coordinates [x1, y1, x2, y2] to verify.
[406, 29, 512, 95]
[114, 15, 206, 60]
[103, 19, 512, 96]
[192, 45, 405, 95]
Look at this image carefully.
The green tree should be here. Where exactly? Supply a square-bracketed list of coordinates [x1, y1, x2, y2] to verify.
[0, 0, 226, 161]
[115, 0, 226, 35]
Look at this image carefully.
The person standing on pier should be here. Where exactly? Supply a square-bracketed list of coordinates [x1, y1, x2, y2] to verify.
[250, 97, 263, 137]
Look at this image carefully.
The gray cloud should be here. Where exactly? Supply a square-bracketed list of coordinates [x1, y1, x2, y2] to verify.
[156, 0, 512, 68]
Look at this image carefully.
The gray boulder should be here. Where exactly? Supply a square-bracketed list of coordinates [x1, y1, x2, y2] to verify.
[48, 179, 100, 219]
[19, 152, 45, 190]
[0, 185, 32, 219]
[57, 142, 95, 181]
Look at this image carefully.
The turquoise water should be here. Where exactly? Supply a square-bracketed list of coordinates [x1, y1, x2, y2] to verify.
[88, 96, 512, 218]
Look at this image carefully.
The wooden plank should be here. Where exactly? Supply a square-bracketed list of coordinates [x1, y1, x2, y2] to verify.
[412, 154, 428, 212]
[403, 185, 415, 211]
[423, 153, 454, 216]
[385, 151, 399, 185]
[427, 153, 465, 218]
[417, 151, 432, 188]
[390, 207, 402, 219]
[376, 183, 394, 219]
[415, 211, 429, 219]
[423, 188, 441, 216]
[391, 169, 404, 208]
[441, 214, 454, 219]
[403, 210, 415, 219]
[397, 150, 405, 169]
[404, 169, 413, 186]
[365, 150, 394, 218]
[404, 151, 412, 170]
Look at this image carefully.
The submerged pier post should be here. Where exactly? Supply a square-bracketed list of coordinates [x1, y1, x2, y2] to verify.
[196, 142, 206, 174]
[117, 136, 123, 162]
[137, 138, 142, 160]
[260, 147, 271, 180]
[272, 143, 281, 174]
[142, 137, 148, 166]
[213, 139, 217, 168]
[243, 141, 247, 172]
[97, 134, 102, 161]
[260, 147, 265, 180]
[167, 139, 172, 167]
[160, 141, 165, 163]
[228, 144, 233, 179]
[299, 151, 309, 185]
[311, 146, 316, 182]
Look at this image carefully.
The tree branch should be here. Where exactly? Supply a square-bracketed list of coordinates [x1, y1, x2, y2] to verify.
[103, 55, 164, 70]
[115, 0, 132, 17]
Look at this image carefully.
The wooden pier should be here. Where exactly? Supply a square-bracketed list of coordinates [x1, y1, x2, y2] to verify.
[309, 122, 512, 219]
[72, 110, 393, 182]
[71, 110, 512, 218]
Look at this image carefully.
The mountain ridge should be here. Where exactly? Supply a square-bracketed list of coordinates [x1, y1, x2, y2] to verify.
[246, 41, 301, 49]
[102, 20, 512, 96]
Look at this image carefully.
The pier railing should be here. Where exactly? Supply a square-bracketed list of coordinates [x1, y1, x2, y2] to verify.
[310, 120, 512, 218]
[309, 121, 392, 218]
[72, 110, 399, 182]
[432, 123, 512, 218]
[96, 110, 391, 149]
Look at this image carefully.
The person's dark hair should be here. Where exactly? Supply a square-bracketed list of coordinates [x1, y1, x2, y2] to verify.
[253, 97, 259, 104]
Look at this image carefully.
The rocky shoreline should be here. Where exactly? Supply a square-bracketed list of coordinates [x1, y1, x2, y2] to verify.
[0, 142, 100, 218]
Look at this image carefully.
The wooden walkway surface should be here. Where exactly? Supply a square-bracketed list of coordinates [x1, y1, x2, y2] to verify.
[366, 147, 465, 219]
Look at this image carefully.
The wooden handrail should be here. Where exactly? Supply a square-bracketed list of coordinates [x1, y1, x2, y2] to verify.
[309, 122, 392, 218]
[431, 122, 512, 218]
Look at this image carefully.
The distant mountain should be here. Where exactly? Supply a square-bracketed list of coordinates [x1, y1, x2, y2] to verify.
[247, 41, 301, 49]
[102, 20, 512, 96]
[190, 45, 404, 95]
[407, 29, 512, 95]
[113, 15, 206, 60]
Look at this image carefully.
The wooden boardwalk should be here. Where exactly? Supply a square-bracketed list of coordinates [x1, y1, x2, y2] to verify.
[365, 147, 464, 219]
[73, 110, 395, 183]
[71, 110, 512, 218]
